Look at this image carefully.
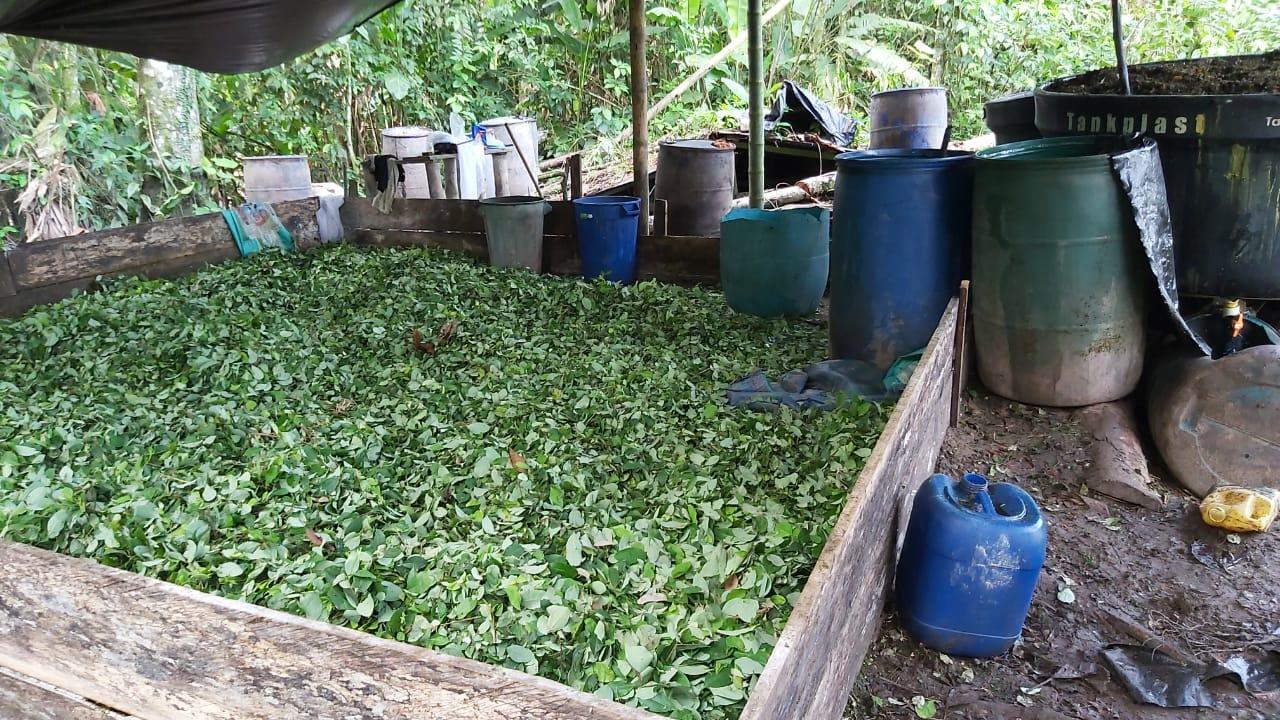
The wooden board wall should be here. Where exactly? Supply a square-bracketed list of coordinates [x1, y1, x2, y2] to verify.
[342, 197, 719, 286]
[0, 541, 660, 720]
[741, 301, 959, 720]
[0, 198, 320, 318]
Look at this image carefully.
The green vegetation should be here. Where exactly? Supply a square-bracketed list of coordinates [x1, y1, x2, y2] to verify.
[2, 0, 1278, 236]
[0, 246, 885, 718]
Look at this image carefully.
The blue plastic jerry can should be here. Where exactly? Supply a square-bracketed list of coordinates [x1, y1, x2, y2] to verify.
[895, 473, 1048, 658]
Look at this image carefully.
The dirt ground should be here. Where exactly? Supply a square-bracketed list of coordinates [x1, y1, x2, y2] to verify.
[847, 388, 1280, 720]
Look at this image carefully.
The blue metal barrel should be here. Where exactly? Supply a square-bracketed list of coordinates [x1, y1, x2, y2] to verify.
[829, 149, 974, 369]
[895, 473, 1048, 658]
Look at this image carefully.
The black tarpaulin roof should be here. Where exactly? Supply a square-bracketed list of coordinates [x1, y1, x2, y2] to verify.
[0, 0, 402, 73]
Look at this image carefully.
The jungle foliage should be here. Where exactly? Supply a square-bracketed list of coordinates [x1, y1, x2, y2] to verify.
[1, 0, 1277, 234]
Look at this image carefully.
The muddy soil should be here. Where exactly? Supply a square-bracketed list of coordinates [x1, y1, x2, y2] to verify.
[847, 388, 1280, 720]
[1047, 51, 1280, 96]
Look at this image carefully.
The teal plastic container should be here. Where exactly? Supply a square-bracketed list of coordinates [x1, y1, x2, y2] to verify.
[720, 206, 830, 317]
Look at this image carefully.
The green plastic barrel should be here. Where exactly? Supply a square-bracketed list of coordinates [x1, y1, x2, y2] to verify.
[720, 206, 830, 317]
[973, 136, 1147, 407]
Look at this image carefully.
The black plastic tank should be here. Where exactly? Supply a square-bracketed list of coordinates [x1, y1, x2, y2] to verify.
[983, 91, 1040, 145]
[1036, 52, 1280, 299]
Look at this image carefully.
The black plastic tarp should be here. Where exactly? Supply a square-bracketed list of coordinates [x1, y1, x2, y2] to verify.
[0, 0, 401, 73]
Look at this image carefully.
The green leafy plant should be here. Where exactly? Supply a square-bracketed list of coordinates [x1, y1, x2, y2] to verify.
[0, 246, 887, 719]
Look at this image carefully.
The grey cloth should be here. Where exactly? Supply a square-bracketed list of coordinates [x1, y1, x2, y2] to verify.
[727, 359, 905, 411]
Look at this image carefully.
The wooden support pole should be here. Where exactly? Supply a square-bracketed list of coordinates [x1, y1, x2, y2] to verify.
[615, 0, 794, 144]
[747, 0, 765, 208]
[629, 0, 650, 233]
[568, 152, 583, 199]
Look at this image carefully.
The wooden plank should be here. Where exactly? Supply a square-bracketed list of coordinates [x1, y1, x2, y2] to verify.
[569, 152, 584, 199]
[348, 228, 492, 261]
[652, 199, 668, 236]
[341, 197, 577, 236]
[6, 199, 319, 291]
[349, 229, 718, 287]
[0, 668, 128, 720]
[638, 234, 717, 285]
[951, 280, 971, 426]
[0, 541, 660, 720]
[0, 252, 15, 297]
[741, 301, 958, 720]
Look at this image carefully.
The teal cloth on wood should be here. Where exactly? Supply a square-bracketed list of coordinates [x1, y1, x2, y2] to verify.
[222, 203, 294, 257]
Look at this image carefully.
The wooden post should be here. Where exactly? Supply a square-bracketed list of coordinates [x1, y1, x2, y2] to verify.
[613, 0, 795, 145]
[568, 152, 584, 199]
[747, 0, 764, 208]
[629, 0, 650, 233]
[951, 280, 971, 427]
[653, 199, 668, 236]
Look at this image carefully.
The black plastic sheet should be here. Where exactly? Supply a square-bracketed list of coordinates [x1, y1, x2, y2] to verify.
[0, 0, 400, 73]
[1110, 138, 1213, 356]
[764, 80, 858, 147]
[1103, 644, 1280, 708]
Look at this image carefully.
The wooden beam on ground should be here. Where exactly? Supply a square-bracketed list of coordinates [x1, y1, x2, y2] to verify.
[0, 199, 321, 318]
[0, 668, 128, 720]
[4, 199, 319, 293]
[0, 541, 660, 720]
[729, 172, 835, 210]
[741, 300, 959, 720]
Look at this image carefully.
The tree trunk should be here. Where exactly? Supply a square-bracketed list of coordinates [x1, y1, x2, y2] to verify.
[138, 59, 204, 170]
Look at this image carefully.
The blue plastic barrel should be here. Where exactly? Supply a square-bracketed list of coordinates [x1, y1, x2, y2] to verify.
[720, 206, 830, 317]
[830, 149, 973, 369]
[573, 196, 642, 283]
[895, 473, 1048, 658]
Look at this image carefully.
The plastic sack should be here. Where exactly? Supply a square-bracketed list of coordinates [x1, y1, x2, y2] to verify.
[222, 203, 294, 257]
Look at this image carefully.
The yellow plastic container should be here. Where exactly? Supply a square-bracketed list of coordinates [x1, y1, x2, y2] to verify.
[1200, 486, 1280, 533]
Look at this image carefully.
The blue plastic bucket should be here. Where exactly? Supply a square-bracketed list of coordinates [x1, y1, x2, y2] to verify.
[573, 196, 642, 283]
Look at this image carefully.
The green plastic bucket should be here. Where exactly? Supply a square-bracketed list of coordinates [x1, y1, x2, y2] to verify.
[720, 206, 830, 317]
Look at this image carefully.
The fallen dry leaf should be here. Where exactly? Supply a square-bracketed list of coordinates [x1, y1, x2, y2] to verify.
[411, 329, 436, 355]
[438, 320, 458, 344]
[304, 528, 325, 548]
[508, 449, 528, 471]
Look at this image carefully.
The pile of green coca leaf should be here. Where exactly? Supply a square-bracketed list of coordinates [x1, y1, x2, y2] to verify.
[0, 246, 885, 719]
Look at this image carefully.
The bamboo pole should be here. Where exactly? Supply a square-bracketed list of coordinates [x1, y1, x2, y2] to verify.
[629, 0, 650, 233]
[1111, 0, 1132, 95]
[747, 0, 764, 208]
[615, 0, 794, 144]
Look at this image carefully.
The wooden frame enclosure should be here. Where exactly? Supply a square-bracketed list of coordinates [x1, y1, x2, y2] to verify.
[341, 197, 719, 286]
[0, 200, 959, 719]
[0, 198, 321, 318]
